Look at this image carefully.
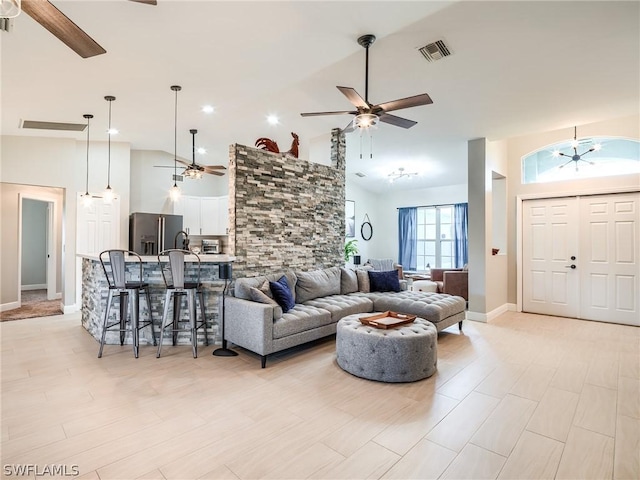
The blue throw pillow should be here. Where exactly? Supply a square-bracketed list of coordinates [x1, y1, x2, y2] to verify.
[269, 275, 296, 313]
[368, 270, 401, 293]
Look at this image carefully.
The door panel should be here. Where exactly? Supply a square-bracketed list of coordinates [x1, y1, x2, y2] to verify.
[522, 197, 579, 317]
[580, 193, 639, 325]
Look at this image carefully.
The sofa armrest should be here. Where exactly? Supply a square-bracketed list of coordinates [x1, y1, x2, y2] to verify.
[224, 297, 276, 356]
[443, 271, 468, 300]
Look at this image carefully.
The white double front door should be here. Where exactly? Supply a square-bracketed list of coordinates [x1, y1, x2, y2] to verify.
[522, 192, 639, 326]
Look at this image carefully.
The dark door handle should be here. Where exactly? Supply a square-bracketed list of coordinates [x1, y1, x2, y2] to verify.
[565, 264, 576, 269]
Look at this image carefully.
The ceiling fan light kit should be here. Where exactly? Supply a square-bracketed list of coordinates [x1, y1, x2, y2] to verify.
[300, 33, 433, 133]
[0, 0, 21, 18]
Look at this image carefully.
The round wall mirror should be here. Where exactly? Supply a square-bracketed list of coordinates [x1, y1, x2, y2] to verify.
[361, 221, 373, 241]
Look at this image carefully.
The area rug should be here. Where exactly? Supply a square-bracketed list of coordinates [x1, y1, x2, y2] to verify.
[0, 290, 63, 322]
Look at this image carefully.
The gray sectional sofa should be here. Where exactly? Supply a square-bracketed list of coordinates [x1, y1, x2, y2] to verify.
[225, 266, 466, 367]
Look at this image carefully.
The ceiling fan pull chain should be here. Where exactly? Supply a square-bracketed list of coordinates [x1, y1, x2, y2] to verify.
[360, 133, 363, 159]
[370, 132, 373, 159]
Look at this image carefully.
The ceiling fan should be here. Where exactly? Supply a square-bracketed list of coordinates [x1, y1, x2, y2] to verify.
[155, 129, 226, 178]
[21, 0, 156, 58]
[300, 34, 433, 132]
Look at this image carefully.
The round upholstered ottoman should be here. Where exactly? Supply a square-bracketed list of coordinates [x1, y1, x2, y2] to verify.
[336, 313, 437, 383]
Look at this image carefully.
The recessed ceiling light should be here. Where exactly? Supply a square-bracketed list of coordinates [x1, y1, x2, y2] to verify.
[202, 105, 214, 114]
[197, 147, 207, 155]
[267, 114, 279, 125]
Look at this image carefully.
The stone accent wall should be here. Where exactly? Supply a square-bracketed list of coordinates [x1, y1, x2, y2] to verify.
[229, 129, 346, 278]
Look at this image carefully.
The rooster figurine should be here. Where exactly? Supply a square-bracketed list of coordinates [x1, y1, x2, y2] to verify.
[255, 132, 299, 158]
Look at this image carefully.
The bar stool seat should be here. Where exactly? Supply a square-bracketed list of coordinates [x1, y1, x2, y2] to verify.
[157, 249, 209, 358]
[98, 250, 156, 358]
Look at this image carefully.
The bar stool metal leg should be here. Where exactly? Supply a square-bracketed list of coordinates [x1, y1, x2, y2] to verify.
[198, 290, 208, 346]
[157, 289, 173, 358]
[98, 289, 115, 358]
[188, 290, 197, 358]
[143, 288, 157, 346]
[130, 290, 140, 358]
[119, 291, 129, 346]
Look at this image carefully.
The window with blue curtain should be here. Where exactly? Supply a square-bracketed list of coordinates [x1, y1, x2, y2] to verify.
[399, 203, 468, 271]
[398, 207, 417, 271]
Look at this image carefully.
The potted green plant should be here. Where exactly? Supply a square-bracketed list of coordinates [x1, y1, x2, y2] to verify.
[344, 239, 359, 262]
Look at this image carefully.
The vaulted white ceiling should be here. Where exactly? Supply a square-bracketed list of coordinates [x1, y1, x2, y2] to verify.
[1, 1, 638, 192]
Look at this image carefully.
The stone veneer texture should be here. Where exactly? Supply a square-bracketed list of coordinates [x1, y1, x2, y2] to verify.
[229, 128, 346, 278]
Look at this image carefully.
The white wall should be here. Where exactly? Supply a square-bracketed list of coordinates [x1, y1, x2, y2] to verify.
[0, 135, 130, 310]
[344, 181, 377, 264]
[467, 137, 509, 318]
[506, 114, 640, 305]
[129, 149, 228, 214]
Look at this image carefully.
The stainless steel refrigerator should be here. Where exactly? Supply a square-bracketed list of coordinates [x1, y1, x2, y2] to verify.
[129, 213, 183, 255]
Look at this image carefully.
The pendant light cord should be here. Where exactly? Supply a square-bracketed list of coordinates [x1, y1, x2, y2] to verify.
[107, 100, 112, 188]
[174, 87, 178, 187]
[83, 114, 93, 196]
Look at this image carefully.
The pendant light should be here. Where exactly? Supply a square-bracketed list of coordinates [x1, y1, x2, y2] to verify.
[81, 114, 94, 207]
[169, 85, 182, 201]
[103, 95, 116, 204]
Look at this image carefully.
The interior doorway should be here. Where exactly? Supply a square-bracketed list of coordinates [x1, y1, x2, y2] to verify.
[19, 194, 58, 304]
[521, 191, 639, 326]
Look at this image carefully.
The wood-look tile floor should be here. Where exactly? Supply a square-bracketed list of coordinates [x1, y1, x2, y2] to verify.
[1, 311, 638, 480]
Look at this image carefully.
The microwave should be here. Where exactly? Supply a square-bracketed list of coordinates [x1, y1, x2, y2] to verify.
[201, 239, 220, 254]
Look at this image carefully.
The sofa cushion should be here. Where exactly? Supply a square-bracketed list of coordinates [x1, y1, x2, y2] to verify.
[270, 276, 296, 313]
[273, 304, 333, 339]
[234, 271, 297, 302]
[247, 286, 283, 320]
[303, 294, 373, 322]
[367, 291, 465, 324]
[340, 267, 358, 294]
[295, 267, 341, 303]
[368, 270, 401, 293]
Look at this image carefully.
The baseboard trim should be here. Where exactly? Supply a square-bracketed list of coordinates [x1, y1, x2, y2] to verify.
[507, 303, 517, 311]
[21, 284, 47, 291]
[1, 301, 21, 312]
[466, 303, 510, 323]
[63, 304, 79, 314]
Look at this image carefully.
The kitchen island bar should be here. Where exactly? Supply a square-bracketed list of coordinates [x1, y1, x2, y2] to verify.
[79, 253, 235, 348]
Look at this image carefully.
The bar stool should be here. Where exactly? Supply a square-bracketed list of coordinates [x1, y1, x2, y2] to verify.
[156, 249, 209, 358]
[98, 250, 156, 358]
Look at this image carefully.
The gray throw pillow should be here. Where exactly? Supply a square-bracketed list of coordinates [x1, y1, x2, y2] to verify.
[356, 267, 372, 293]
[295, 267, 341, 303]
[248, 286, 283, 320]
[340, 267, 358, 294]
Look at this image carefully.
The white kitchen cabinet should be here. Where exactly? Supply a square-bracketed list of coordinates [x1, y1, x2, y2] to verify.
[200, 197, 218, 235]
[174, 195, 228, 236]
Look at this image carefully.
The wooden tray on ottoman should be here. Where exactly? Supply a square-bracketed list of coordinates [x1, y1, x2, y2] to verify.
[359, 311, 417, 329]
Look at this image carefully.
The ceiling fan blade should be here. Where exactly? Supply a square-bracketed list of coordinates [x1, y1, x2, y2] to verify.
[175, 158, 192, 167]
[300, 111, 357, 117]
[202, 165, 226, 171]
[203, 170, 225, 176]
[129, 0, 157, 4]
[22, 0, 106, 58]
[337, 86, 369, 109]
[379, 113, 418, 129]
[376, 93, 433, 113]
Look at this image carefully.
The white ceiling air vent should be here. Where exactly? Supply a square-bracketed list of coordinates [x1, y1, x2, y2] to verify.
[173, 174, 184, 182]
[355, 172, 366, 178]
[21, 120, 87, 131]
[419, 40, 451, 62]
